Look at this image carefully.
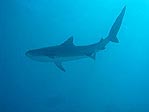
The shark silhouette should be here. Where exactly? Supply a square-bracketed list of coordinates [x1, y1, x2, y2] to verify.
[25, 6, 126, 72]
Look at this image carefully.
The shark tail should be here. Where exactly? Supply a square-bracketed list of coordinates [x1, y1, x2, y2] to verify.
[107, 6, 126, 43]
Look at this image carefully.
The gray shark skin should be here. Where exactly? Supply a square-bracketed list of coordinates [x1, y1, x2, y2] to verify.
[25, 6, 126, 72]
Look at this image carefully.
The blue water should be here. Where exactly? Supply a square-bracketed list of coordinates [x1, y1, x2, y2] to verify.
[1, 0, 149, 112]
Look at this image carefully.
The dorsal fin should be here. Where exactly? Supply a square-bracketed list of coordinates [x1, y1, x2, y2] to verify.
[61, 36, 74, 46]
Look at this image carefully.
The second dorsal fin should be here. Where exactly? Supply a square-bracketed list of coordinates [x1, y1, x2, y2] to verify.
[61, 36, 74, 46]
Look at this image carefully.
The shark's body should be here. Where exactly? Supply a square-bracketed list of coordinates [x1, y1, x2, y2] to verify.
[26, 6, 126, 72]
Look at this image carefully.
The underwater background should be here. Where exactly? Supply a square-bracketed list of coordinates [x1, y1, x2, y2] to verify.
[0, 0, 149, 112]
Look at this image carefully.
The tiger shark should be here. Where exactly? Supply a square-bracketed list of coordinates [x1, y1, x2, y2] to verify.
[25, 6, 126, 72]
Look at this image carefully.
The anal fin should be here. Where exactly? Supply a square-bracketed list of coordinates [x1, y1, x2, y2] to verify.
[100, 46, 106, 50]
[86, 52, 96, 60]
[110, 36, 119, 43]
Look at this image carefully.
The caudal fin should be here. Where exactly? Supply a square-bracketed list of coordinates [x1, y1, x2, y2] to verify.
[108, 6, 126, 43]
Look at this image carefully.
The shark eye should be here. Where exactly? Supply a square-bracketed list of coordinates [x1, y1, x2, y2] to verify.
[25, 51, 31, 57]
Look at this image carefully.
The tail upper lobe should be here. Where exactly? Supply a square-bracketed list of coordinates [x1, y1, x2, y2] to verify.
[108, 6, 126, 43]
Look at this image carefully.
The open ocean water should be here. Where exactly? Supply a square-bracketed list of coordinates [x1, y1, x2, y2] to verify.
[0, 0, 149, 112]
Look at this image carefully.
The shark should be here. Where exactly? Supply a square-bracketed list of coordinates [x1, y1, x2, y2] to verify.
[25, 6, 126, 72]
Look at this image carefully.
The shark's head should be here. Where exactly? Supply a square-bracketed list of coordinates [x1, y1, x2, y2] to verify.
[25, 50, 53, 62]
[25, 50, 38, 61]
[25, 50, 34, 58]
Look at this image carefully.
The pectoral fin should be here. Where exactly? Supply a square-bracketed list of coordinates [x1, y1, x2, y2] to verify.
[54, 61, 66, 72]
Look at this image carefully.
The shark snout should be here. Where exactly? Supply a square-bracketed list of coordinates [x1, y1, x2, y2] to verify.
[25, 50, 32, 57]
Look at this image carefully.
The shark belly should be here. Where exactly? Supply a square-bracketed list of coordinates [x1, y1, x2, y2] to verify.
[30, 55, 87, 62]
[55, 55, 87, 62]
[29, 55, 52, 62]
